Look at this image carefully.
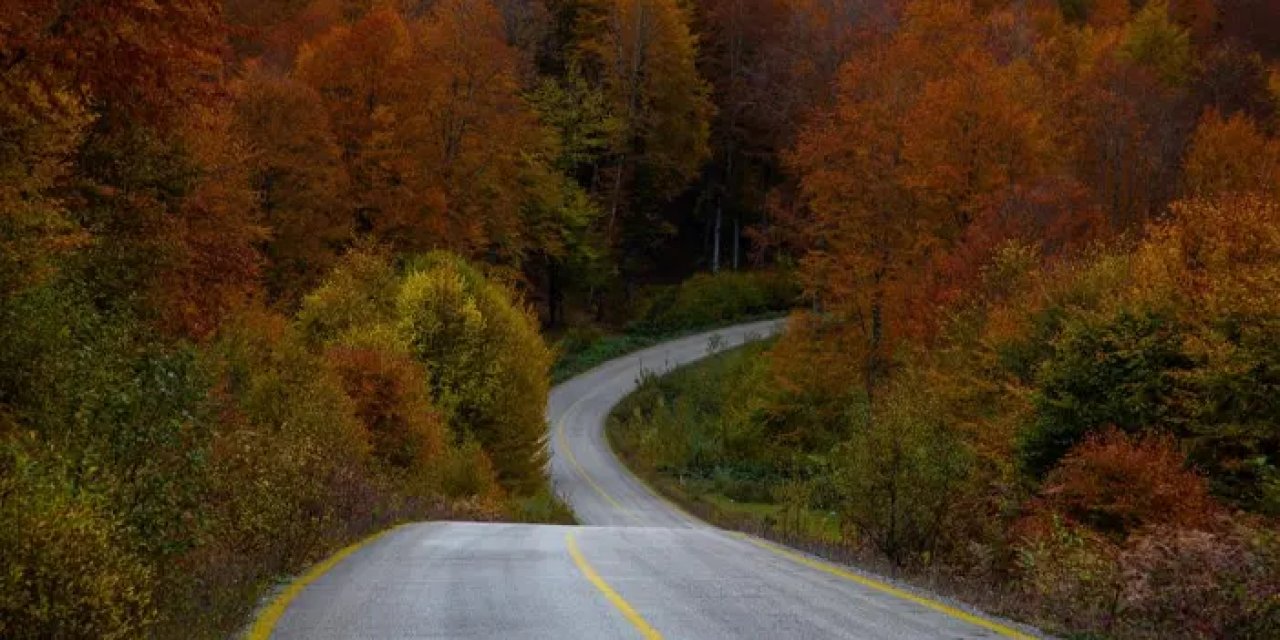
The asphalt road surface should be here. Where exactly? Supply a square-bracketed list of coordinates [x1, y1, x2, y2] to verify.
[269, 320, 1042, 639]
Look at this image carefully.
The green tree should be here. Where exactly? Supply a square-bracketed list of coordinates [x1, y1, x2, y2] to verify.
[833, 371, 973, 567]
[575, 0, 713, 277]
[398, 253, 552, 492]
[1022, 308, 1193, 477]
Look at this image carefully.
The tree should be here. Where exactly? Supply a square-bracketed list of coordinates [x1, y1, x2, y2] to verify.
[1022, 308, 1192, 477]
[400, 0, 547, 260]
[0, 88, 88, 298]
[524, 65, 614, 325]
[0, 0, 226, 126]
[234, 71, 351, 304]
[296, 6, 414, 240]
[1041, 429, 1215, 538]
[2, 0, 265, 340]
[788, 0, 1055, 399]
[146, 107, 267, 339]
[694, 0, 893, 272]
[833, 370, 972, 566]
[398, 252, 552, 492]
[326, 345, 447, 471]
[1183, 109, 1280, 199]
[575, 0, 713, 278]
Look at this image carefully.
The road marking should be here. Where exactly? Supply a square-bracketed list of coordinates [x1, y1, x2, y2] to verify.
[556, 379, 648, 525]
[566, 532, 664, 640]
[557, 403, 627, 512]
[606, 433, 702, 527]
[247, 524, 405, 640]
[736, 534, 1038, 639]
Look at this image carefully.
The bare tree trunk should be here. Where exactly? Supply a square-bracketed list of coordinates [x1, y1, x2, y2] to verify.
[712, 202, 722, 272]
[732, 214, 740, 270]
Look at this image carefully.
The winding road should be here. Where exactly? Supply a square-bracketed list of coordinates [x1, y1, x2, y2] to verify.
[267, 320, 1042, 639]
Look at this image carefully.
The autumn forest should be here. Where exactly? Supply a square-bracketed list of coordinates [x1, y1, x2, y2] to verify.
[3, 0, 1280, 637]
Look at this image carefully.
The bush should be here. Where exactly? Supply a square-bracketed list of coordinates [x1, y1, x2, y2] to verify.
[0, 283, 214, 559]
[296, 246, 401, 347]
[1015, 514, 1280, 639]
[0, 445, 155, 640]
[1016, 517, 1124, 634]
[609, 341, 777, 477]
[630, 270, 797, 335]
[399, 252, 552, 493]
[1041, 430, 1215, 538]
[833, 372, 974, 566]
[507, 486, 576, 524]
[1021, 308, 1192, 476]
[551, 331, 661, 383]
[429, 439, 503, 505]
[201, 312, 375, 572]
[326, 345, 447, 472]
[1117, 520, 1280, 639]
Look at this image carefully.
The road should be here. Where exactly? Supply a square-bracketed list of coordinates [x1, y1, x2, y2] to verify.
[268, 320, 1041, 639]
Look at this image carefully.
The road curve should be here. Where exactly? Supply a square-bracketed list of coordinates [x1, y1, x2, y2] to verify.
[269, 321, 1042, 639]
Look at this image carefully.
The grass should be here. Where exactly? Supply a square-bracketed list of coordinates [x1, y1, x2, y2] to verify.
[549, 310, 785, 384]
[604, 343, 1049, 637]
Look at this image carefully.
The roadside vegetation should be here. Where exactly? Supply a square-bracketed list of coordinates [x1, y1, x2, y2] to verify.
[6, 0, 1280, 637]
[611, 207, 1280, 638]
[608, 340, 844, 546]
[0, 248, 571, 639]
[551, 270, 797, 382]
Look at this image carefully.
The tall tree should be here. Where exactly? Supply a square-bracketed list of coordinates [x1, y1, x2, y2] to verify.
[2, 0, 265, 339]
[296, 6, 414, 240]
[234, 71, 351, 304]
[575, 0, 714, 280]
[789, 0, 1060, 401]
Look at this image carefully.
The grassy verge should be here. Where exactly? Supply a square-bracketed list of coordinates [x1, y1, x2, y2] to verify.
[550, 311, 785, 384]
[605, 342, 1044, 636]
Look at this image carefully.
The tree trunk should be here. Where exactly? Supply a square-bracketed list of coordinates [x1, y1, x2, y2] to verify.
[712, 202, 722, 272]
[732, 214, 740, 270]
[547, 258, 562, 329]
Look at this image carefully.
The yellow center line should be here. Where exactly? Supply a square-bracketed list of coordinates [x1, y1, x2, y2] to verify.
[566, 532, 664, 640]
[555, 379, 647, 524]
[607, 441, 701, 526]
[735, 534, 1038, 640]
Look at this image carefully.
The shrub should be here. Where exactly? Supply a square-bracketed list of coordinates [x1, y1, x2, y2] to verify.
[833, 372, 974, 566]
[1117, 520, 1280, 639]
[609, 342, 778, 477]
[296, 246, 400, 347]
[1041, 430, 1215, 538]
[399, 252, 552, 493]
[1022, 308, 1192, 476]
[201, 312, 373, 572]
[631, 270, 798, 334]
[551, 331, 659, 383]
[429, 439, 504, 506]
[1016, 517, 1124, 635]
[326, 345, 447, 472]
[0, 444, 155, 640]
[507, 486, 576, 524]
[0, 283, 215, 559]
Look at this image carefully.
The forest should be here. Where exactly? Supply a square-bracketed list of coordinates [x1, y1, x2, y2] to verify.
[2, 0, 1279, 638]
[607, 0, 1280, 637]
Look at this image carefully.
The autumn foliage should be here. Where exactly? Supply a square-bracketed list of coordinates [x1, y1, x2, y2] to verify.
[3, 0, 1280, 637]
[1040, 430, 1216, 537]
[611, 0, 1280, 637]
